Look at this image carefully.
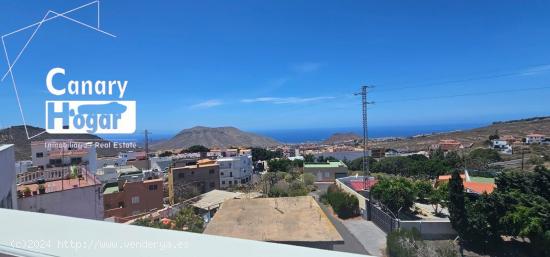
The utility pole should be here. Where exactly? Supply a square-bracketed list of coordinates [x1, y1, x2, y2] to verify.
[143, 129, 152, 169]
[355, 85, 374, 221]
[521, 147, 525, 171]
[354, 85, 374, 177]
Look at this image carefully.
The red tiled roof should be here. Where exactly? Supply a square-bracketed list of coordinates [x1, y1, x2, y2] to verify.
[464, 182, 495, 194]
[349, 179, 378, 191]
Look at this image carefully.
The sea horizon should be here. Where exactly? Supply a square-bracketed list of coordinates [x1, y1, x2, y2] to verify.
[102, 122, 487, 145]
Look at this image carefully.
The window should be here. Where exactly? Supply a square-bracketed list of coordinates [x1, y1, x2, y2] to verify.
[209, 169, 215, 174]
[229, 181, 232, 185]
[229, 172, 233, 177]
[149, 185, 158, 191]
[36, 152, 43, 158]
[178, 173, 185, 178]
[222, 181, 225, 185]
[221, 172, 224, 176]
[131, 196, 140, 204]
[209, 182, 215, 188]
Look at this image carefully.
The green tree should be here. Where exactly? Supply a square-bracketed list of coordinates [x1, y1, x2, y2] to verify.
[251, 147, 283, 161]
[267, 159, 292, 172]
[448, 170, 467, 235]
[159, 150, 173, 157]
[185, 145, 209, 153]
[371, 177, 417, 215]
[414, 180, 433, 202]
[468, 148, 502, 163]
[432, 182, 449, 215]
[303, 154, 315, 163]
[174, 206, 204, 233]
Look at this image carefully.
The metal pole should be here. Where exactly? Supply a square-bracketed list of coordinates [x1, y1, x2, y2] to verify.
[354, 85, 374, 176]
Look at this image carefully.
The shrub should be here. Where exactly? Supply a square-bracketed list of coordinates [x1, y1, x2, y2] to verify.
[387, 228, 458, 257]
[301, 173, 316, 186]
[269, 180, 289, 197]
[326, 186, 359, 219]
[386, 228, 422, 257]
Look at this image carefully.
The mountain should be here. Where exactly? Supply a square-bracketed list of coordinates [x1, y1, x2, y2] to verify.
[323, 132, 362, 144]
[152, 126, 279, 150]
[0, 125, 134, 160]
[369, 116, 550, 151]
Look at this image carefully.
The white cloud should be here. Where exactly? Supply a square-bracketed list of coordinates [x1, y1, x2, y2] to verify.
[520, 64, 550, 76]
[291, 62, 322, 73]
[190, 99, 222, 109]
[241, 96, 335, 104]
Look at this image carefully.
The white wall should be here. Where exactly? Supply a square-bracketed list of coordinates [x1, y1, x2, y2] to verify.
[0, 145, 16, 209]
[217, 155, 253, 188]
[17, 184, 104, 220]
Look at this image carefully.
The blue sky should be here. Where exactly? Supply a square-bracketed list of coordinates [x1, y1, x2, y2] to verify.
[0, 0, 549, 135]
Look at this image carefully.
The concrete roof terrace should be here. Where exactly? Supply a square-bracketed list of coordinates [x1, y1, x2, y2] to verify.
[204, 196, 343, 243]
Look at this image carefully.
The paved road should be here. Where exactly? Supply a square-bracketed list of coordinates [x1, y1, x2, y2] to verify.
[342, 218, 387, 257]
[317, 201, 371, 256]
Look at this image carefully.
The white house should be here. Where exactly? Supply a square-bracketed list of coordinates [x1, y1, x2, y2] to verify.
[31, 140, 97, 173]
[525, 134, 545, 144]
[217, 155, 253, 188]
[17, 172, 104, 220]
[491, 139, 513, 154]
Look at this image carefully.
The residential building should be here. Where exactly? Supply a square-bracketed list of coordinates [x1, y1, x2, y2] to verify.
[303, 161, 348, 182]
[217, 155, 253, 188]
[491, 139, 513, 154]
[31, 140, 97, 172]
[96, 156, 128, 171]
[168, 159, 220, 204]
[96, 165, 141, 184]
[0, 144, 17, 209]
[191, 189, 244, 223]
[432, 139, 463, 152]
[16, 169, 103, 220]
[525, 133, 546, 144]
[204, 196, 344, 250]
[150, 156, 173, 172]
[103, 178, 164, 220]
[437, 172, 495, 194]
[119, 151, 146, 161]
[385, 148, 400, 157]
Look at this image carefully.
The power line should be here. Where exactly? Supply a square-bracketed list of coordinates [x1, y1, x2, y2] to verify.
[371, 64, 550, 93]
[374, 86, 550, 104]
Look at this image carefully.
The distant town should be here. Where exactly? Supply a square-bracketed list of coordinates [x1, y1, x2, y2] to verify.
[1, 116, 549, 256]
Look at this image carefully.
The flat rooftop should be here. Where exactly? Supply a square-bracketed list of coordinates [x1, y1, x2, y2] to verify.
[191, 189, 243, 210]
[304, 161, 346, 168]
[204, 196, 343, 243]
[17, 176, 100, 194]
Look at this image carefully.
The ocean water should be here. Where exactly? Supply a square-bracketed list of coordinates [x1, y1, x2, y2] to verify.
[253, 123, 485, 144]
[101, 123, 485, 145]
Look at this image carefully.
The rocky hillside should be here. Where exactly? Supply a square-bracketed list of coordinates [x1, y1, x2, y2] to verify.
[152, 126, 279, 150]
[0, 125, 133, 160]
[370, 116, 550, 151]
[323, 132, 361, 144]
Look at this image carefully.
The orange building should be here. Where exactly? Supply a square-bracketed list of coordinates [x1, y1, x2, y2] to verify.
[103, 178, 164, 220]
